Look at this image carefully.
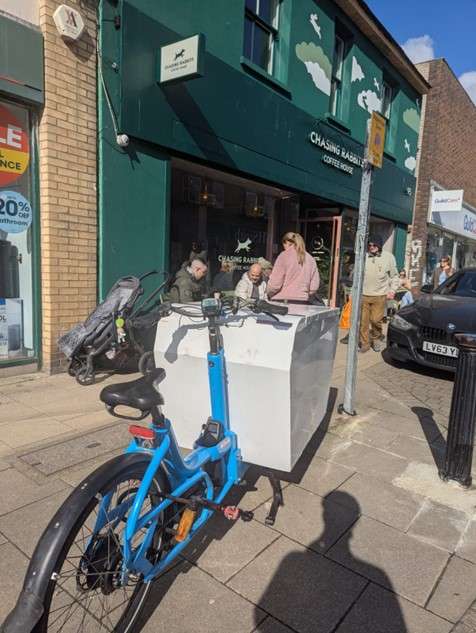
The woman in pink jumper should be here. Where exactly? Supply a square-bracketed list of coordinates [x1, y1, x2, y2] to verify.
[267, 232, 320, 303]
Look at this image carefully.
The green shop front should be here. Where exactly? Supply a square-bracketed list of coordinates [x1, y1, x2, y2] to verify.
[0, 14, 43, 366]
[98, 0, 427, 306]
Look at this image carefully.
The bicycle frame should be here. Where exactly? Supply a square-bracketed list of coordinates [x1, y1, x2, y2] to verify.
[94, 315, 243, 583]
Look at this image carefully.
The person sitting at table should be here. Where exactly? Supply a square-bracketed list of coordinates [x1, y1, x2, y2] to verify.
[168, 257, 208, 303]
[266, 232, 319, 303]
[235, 263, 267, 301]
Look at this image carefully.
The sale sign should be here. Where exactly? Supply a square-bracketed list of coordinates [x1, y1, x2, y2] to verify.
[0, 104, 30, 186]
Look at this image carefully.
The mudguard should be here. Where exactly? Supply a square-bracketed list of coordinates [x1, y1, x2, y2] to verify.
[1, 452, 152, 633]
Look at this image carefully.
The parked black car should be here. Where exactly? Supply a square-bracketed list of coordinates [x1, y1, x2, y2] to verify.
[386, 268, 476, 372]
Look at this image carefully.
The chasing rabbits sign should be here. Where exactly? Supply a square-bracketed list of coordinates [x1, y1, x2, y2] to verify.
[158, 35, 205, 84]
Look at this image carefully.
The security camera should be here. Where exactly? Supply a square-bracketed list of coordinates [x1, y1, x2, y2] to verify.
[116, 133, 129, 147]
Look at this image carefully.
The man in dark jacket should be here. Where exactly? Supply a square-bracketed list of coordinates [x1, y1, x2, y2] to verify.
[168, 258, 208, 302]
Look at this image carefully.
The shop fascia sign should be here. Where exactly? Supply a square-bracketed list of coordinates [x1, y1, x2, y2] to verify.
[309, 130, 363, 176]
[431, 202, 476, 240]
[158, 34, 205, 85]
[430, 189, 464, 213]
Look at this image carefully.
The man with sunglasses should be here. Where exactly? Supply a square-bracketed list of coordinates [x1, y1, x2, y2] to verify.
[359, 236, 399, 353]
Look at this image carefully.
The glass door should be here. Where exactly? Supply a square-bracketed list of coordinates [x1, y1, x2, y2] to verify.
[300, 215, 342, 306]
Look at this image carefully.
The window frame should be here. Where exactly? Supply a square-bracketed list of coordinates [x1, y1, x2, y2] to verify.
[243, 0, 280, 76]
[330, 34, 345, 117]
[381, 80, 393, 121]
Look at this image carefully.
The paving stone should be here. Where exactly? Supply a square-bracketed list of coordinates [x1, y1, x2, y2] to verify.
[0, 488, 72, 556]
[452, 601, 476, 633]
[328, 472, 424, 531]
[0, 468, 68, 516]
[456, 519, 476, 564]
[296, 455, 354, 498]
[323, 441, 408, 482]
[336, 583, 452, 633]
[0, 416, 72, 448]
[28, 392, 103, 420]
[371, 409, 446, 443]
[254, 485, 358, 554]
[407, 499, 469, 552]
[139, 561, 265, 633]
[62, 410, 122, 431]
[184, 514, 279, 583]
[224, 470, 289, 513]
[330, 416, 401, 450]
[327, 515, 449, 606]
[0, 542, 29, 622]
[59, 450, 123, 486]
[387, 434, 445, 468]
[229, 536, 366, 633]
[255, 617, 295, 632]
[0, 400, 47, 423]
[0, 532, 6, 545]
[19, 424, 130, 474]
[427, 556, 476, 623]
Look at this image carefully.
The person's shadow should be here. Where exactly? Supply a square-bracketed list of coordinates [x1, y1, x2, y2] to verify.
[254, 491, 408, 633]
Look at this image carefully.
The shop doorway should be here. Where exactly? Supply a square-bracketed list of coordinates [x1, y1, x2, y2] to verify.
[300, 215, 342, 306]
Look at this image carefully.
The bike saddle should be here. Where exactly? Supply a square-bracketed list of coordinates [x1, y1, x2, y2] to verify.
[100, 368, 166, 415]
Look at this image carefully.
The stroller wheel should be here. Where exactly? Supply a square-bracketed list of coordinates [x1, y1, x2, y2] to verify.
[76, 367, 95, 386]
[138, 351, 155, 376]
[68, 359, 82, 377]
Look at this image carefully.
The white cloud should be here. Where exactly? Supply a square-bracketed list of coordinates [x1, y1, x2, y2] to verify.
[351, 56, 364, 82]
[405, 156, 417, 172]
[459, 71, 476, 104]
[401, 35, 435, 63]
[304, 61, 331, 95]
[357, 89, 382, 113]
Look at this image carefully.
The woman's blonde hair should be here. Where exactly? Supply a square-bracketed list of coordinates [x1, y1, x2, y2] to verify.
[282, 232, 306, 265]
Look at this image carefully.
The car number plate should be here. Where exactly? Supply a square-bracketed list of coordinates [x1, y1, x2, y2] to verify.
[422, 341, 459, 358]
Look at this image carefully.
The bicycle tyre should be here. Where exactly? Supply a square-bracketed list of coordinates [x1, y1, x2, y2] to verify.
[33, 455, 169, 633]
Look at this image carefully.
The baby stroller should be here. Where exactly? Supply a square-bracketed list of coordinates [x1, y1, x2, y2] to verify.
[58, 271, 169, 385]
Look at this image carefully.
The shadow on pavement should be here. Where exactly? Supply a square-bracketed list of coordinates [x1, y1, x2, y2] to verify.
[381, 349, 454, 382]
[412, 406, 447, 471]
[254, 492, 408, 632]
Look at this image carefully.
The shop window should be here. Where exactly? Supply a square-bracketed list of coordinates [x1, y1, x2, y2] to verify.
[0, 99, 36, 362]
[243, 0, 280, 75]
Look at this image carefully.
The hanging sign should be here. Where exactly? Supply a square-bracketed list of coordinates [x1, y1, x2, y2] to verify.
[430, 189, 464, 213]
[0, 105, 30, 186]
[0, 191, 33, 234]
[367, 111, 386, 169]
[158, 34, 205, 84]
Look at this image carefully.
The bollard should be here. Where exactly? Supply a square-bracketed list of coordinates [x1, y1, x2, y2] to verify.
[439, 333, 476, 488]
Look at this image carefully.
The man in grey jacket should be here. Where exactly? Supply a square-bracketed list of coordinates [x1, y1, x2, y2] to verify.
[168, 258, 208, 303]
[360, 236, 399, 352]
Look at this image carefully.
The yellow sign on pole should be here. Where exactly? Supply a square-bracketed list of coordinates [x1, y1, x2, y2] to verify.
[367, 111, 386, 169]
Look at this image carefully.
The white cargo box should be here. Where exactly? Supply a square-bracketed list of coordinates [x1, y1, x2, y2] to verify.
[154, 304, 339, 471]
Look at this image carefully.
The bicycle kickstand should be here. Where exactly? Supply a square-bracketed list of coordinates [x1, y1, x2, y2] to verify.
[265, 475, 284, 526]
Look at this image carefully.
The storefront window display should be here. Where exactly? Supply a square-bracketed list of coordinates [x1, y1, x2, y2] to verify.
[170, 160, 297, 290]
[425, 227, 456, 282]
[0, 99, 36, 362]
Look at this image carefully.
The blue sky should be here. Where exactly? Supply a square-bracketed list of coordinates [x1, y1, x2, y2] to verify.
[366, 0, 476, 102]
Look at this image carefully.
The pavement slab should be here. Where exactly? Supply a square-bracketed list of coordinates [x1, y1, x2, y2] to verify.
[0, 467, 68, 516]
[224, 470, 290, 513]
[327, 515, 449, 606]
[139, 561, 266, 633]
[330, 413, 402, 450]
[335, 583, 452, 633]
[0, 399, 49, 423]
[392, 462, 476, 515]
[0, 488, 72, 556]
[406, 499, 470, 552]
[322, 440, 409, 482]
[456, 519, 476, 564]
[295, 455, 355, 498]
[254, 485, 358, 554]
[255, 618, 295, 632]
[427, 556, 476, 623]
[0, 416, 72, 448]
[387, 434, 445, 468]
[0, 543, 30, 623]
[184, 515, 279, 583]
[19, 423, 130, 474]
[328, 472, 424, 531]
[228, 536, 366, 633]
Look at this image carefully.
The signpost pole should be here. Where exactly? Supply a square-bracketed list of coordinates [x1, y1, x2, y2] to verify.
[339, 112, 386, 416]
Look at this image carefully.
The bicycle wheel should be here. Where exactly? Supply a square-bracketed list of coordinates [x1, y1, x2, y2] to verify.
[35, 456, 169, 633]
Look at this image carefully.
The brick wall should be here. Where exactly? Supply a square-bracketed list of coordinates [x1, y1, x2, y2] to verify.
[39, 0, 97, 372]
[409, 59, 476, 288]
